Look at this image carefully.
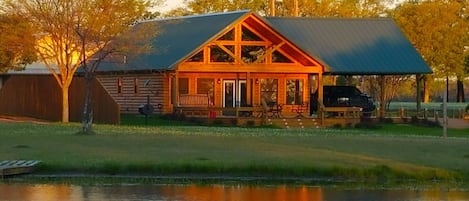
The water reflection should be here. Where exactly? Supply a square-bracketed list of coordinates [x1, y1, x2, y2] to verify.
[0, 183, 468, 201]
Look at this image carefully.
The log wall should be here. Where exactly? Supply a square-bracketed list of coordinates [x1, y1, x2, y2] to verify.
[97, 73, 170, 114]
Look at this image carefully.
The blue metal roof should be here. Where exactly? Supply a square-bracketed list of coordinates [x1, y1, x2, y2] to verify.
[266, 17, 432, 75]
[97, 10, 250, 72]
[96, 11, 431, 75]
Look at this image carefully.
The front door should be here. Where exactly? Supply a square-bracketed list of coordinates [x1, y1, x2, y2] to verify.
[223, 80, 247, 115]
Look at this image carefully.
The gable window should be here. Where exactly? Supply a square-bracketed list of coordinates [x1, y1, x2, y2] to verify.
[286, 79, 303, 105]
[272, 50, 293, 63]
[197, 78, 214, 104]
[210, 45, 234, 63]
[218, 29, 234, 41]
[242, 26, 263, 41]
[187, 50, 204, 62]
[260, 78, 278, 103]
[178, 78, 189, 94]
[117, 77, 123, 94]
[241, 46, 265, 63]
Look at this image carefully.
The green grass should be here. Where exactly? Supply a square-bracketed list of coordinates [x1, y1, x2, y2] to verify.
[1, 121, 469, 184]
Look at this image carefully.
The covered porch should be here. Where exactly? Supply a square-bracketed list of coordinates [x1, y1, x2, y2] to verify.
[173, 91, 362, 128]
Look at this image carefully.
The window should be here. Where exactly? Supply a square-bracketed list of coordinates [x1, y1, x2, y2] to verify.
[286, 79, 304, 105]
[178, 78, 189, 94]
[242, 26, 263, 41]
[272, 50, 293, 63]
[187, 50, 204, 62]
[241, 46, 265, 63]
[134, 78, 139, 94]
[218, 29, 234, 41]
[197, 78, 214, 104]
[117, 77, 123, 94]
[210, 45, 235, 62]
[260, 79, 278, 103]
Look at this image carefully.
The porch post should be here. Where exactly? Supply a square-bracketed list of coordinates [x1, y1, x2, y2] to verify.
[379, 75, 385, 119]
[246, 72, 252, 106]
[318, 72, 324, 114]
[174, 72, 179, 106]
[416, 74, 421, 116]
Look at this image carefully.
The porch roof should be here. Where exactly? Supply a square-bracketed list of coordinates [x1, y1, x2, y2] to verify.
[266, 17, 432, 75]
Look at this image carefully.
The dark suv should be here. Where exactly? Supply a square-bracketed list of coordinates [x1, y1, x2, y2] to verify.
[311, 85, 376, 116]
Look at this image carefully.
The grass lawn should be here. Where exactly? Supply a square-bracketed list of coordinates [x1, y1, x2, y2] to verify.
[1, 119, 468, 184]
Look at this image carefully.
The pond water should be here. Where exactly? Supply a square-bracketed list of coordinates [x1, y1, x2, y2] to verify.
[1, 183, 469, 201]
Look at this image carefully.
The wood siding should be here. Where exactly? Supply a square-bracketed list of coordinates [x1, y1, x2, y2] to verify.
[97, 73, 170, 114]
[0, 75, 119, 124]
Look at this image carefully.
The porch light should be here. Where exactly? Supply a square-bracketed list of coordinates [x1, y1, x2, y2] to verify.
[255, 78, 259, 84]
[217, 78, 221, 84]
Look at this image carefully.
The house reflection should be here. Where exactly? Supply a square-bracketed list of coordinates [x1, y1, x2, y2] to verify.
[2, 183, 469, 201]
[161, 184, 323, 201]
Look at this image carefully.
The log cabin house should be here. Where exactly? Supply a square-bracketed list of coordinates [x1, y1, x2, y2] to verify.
[93, 10, 430, 127]
[97, 10, 325, 123]
[0, 10, 431, 127]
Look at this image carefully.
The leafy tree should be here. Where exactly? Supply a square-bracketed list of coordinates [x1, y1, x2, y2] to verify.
[460, 54, 469, 102]
[163, 7, 193, 17]
[360, 75, 411, 110]
[393, 0, 469, 102]
[286, 0, 389, 17]
[3, 0, 153, 127]
[182, 0, 391, 17]
[0, 14, 36, 72]
[185, 0, 266, 14]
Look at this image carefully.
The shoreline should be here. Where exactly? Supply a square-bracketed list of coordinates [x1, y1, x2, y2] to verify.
[3, 172, 467, 189]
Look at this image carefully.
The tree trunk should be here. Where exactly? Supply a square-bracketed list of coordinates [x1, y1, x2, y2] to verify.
[456, 79, 465, 102]
[62, 86, 70, 123]
[81, 71, 94, 134]
[423, 77, 430, 103]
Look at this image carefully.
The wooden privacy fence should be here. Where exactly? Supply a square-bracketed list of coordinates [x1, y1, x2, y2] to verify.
[0, 75, 120, 124]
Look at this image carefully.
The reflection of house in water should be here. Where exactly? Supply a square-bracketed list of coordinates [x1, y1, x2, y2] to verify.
[161, 185, 323, 201]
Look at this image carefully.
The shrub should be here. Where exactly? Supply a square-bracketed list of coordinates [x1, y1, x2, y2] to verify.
[212, 119, 224, 125]
[245, 120, 255, 127]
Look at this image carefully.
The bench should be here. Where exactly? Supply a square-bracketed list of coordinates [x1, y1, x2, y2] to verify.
[176, 94, 211, 117]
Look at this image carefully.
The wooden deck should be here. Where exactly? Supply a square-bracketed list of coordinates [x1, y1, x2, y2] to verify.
[175, 105, 364, 128]
[0, 160, 40, 178]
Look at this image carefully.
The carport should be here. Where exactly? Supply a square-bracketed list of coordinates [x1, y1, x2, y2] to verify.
[267, 17, 432, 118]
